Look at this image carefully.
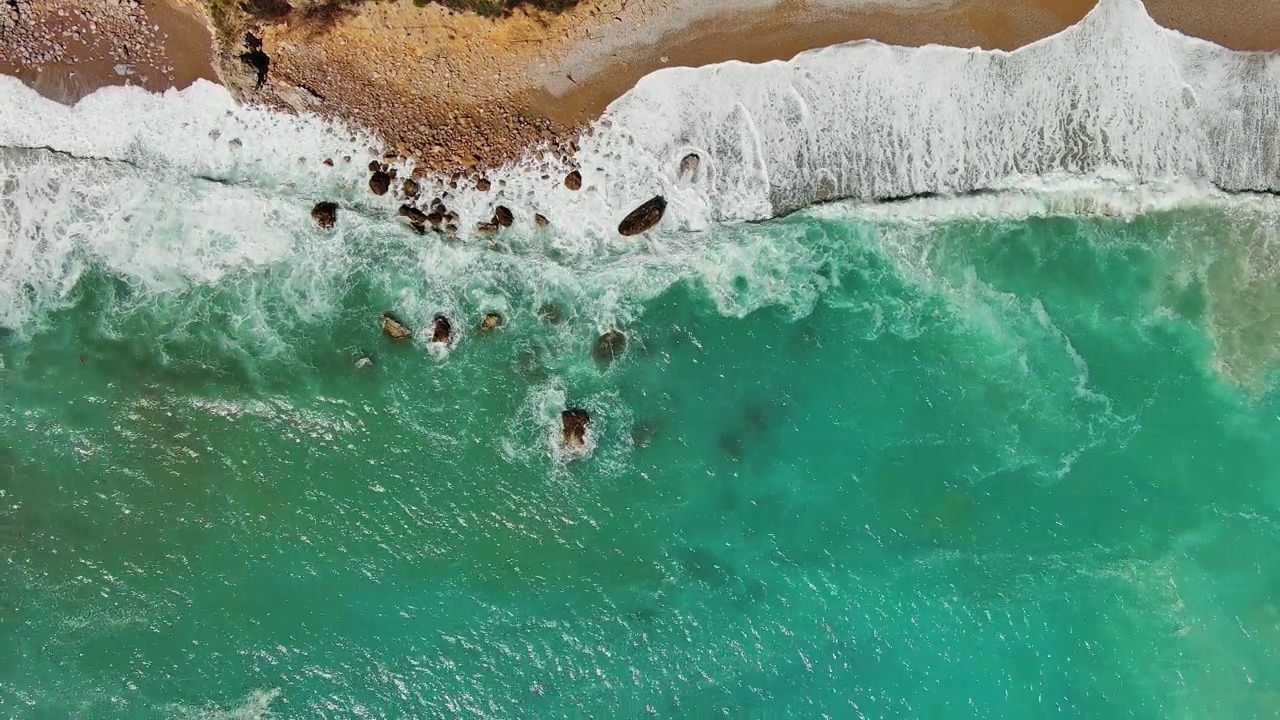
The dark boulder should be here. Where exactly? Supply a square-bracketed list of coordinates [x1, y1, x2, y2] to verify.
[425, 212, 444, 227]
[564, 170, 582, 190]
[381, 313, 412, 341]
[311, 201, 338, 229]
[369, 170, 391, 196]
[431, 314, 453, 344]
[401, 178, 420, 198]
[367, 160, 381, 172]
[476, 177, 491, 192]
[561, 408, 591, 452]
[594, 329, 627, 363]
[534, 213, 549, 228]
[618, 196, 666, 236]
[493, 205, 514, 227]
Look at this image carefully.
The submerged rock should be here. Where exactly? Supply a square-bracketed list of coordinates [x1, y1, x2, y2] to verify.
[561, 408, 591, 452]
[382, 313, 412, 341]
[355, 356, 374, 369]
[369, 170, 391, 195]
[310, 201, 338, 229]
[618, 196, 666, 236]
[679, 152, 700, 176]
[564, 170, 582, 191]
[538, 302, 563, 324]
[479, 312, 504, 333]
[594, 329, 627, 363]
[493, 205, 514, 227]
[476, 222, 499, 236]
[431, 314, 453, 344]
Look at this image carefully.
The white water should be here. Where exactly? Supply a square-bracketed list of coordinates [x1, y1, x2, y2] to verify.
[0, 0, 1276, 335]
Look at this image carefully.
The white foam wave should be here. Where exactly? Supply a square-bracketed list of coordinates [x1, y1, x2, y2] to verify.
[583, 0, 1278, 219]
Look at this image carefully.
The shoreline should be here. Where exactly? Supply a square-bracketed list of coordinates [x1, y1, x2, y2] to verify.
[0, 0, 1277, 176]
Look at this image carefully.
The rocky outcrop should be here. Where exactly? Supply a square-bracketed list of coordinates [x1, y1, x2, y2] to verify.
[431, 314, 453, 345]
[382, 313, 412, 341]
[594, 329, 627, 363]
[561, 408, 591, 452]
[311, 201, 338, 229]
[564, 170, 582, 190]
[239, 33, 270, 90]
[618, 196, 666, 236]
[369, 170, 391, 195]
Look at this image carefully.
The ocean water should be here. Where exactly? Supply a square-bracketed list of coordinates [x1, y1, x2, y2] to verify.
[3, 0, 1280, 717]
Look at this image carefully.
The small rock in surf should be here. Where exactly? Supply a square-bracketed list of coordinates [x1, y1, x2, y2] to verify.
[564, 170, 582, 191]
[311, 201, 338, 229]
[476, 222, 499, 236]
[354, 356, 374, 369]
[401, 178, 420, 198]
[534, 213, 549, 228]
[561, 408, 591, 452]
[476, 177, 491, 192]
[369, 170, 392, 196]
[382, 313, 413, 341]
[618, 196, 666, 236]
[431, 314, 453, 345]
[479, 312, 504, 333]
[493, 205, 514, 227]
[679, 153, 700, 176]
[594, 329, 627, 363]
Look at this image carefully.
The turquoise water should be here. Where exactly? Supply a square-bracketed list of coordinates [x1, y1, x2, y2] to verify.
[3, 175, 1280, 717]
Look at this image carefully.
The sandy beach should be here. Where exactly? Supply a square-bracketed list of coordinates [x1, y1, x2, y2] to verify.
[1, 0, 1276, 173]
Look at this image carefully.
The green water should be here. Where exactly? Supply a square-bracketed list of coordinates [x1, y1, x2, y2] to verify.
[3, 193, 1280, 718]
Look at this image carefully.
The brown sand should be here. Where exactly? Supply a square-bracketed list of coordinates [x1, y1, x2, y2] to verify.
[0, 0, 216, 104]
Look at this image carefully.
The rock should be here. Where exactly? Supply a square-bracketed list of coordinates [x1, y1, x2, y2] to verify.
[534, 213, 549, 228]
[476, 177, 491, 191]
[426, 212, 443, 227]
[479, 312, 503, 333]
[369, 171, 391, 195]
[401, 178, 420, 198]
[594, 329, 627, 363]
[561, 408, 591, 452]
[382, 313, 412, 341]
[431, 314, 452, 344]
[680, 152, 700, 176]
[476, 222, 499, 236]
[355, 356, 374, 369]
[538, 302, 562, 324]
[311, 201, 338, 229]
[430, 198, 445, 213]
[322, 158, 334, 167]
[367, 160, 381, 172]
[398, 204, 427, 233]
[618, 196, 666, 236]
[564, 170, 582, 190]
[492, 205, 514, 227]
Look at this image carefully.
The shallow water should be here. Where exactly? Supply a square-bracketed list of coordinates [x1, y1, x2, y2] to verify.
[2, 149, 1279, 716]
